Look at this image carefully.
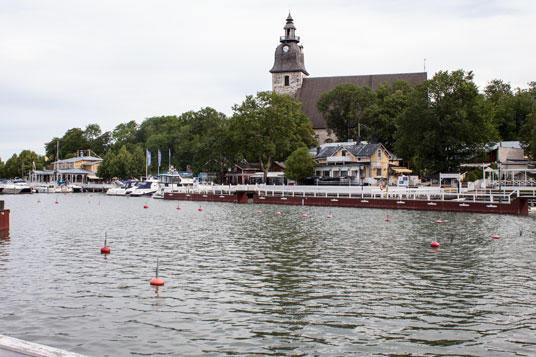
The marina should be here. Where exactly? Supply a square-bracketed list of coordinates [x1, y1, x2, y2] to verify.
[1, 193, 535, 355]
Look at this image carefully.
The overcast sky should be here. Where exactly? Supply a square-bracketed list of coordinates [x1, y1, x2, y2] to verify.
[1, 0, 535, 161]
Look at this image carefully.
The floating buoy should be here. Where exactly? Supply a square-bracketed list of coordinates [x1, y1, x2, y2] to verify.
[302, 213, 308, 218]
[327, 215, 333, 218]
[150, 259, 164, 286]
[436, 219, 443, 224]
[198, 207, 203, 212]
[144, 202, 149, 209]
[385, 216, 391, 222]
[491, 234, 500, 239]
[37, 200, 40, 203]
[55, 200, 59, 204]
[430, 241, 440, 248]
[176, 206, 181, 210]
[276, 211, 281, 216]
[257, 210, 262, 214]
[100, 233, 110, 254]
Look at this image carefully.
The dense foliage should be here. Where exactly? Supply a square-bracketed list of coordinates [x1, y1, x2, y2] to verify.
[284, 147, 315, 184]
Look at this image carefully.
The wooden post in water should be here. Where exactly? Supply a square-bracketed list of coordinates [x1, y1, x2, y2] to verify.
[0, 201, 9, 233]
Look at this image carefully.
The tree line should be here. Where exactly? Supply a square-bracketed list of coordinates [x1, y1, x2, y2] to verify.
[318, 70, 536, 176]
[1, 70, 534, 181]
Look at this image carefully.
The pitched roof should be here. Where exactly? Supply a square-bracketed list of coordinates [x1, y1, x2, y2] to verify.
[315, 142, 382, 159]
[297, 72, 427, 129]
[52, 156, 102, 164]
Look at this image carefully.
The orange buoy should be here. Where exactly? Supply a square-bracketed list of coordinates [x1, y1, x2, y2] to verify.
[491, 234, 500, 239]
[150, 278, 164, 286]
[430, 241, 440, 248]
[276, 211, 281, 216]
[150, 259, 164, 286]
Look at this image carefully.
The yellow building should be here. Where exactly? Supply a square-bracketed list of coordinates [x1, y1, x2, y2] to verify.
[313, 141, 403, 185]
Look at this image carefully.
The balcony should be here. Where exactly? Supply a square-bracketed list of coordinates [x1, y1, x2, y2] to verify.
[280, 36, 300, 42]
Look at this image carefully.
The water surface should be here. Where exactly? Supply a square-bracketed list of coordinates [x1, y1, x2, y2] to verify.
[1, 193, 535, 356]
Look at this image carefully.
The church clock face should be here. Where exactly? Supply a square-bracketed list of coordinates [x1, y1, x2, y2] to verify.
[283, 45, 289, 52]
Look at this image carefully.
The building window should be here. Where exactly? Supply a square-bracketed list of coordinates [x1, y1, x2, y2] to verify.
[284, 76, 290, 86]
[377, 150, 382, 160]
[376, 168, 382, 176]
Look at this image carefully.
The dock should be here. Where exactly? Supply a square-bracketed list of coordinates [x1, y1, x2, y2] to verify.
[164, 184, 536, 215]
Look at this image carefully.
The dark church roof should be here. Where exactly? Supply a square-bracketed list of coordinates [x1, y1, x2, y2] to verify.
[297, 72, 427, 129]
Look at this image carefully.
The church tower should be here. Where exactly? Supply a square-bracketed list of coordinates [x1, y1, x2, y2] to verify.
[270, 13, 308, 96]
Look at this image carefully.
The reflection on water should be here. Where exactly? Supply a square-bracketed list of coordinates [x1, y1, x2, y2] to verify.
[0, 193, 535, 356]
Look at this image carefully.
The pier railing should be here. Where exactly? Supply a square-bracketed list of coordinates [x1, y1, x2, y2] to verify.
[167, 184, 532, 204]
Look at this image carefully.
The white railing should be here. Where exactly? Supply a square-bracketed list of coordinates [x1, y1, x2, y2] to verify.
[163, 184, 525, 204]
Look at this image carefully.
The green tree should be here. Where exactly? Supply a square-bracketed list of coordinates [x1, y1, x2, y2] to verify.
[97, 150, 115, 179]
[2, 151, 44, 178]
[362, 80, 413, 151]
[317, 83, 375, 141]
[84, 123, 102, 142]
[130, 145, 146, 178]
[112, 121, 139, 147]
[520, 111, 536, 159]
[284, 147, 314, 184]
[231, 91, 316, 182]
[395, 70, 498, 175]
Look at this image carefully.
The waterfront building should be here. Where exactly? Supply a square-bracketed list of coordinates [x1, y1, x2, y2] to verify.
[312, 141, 406, 185]
[270, 13, 427, 144]
[29, 151, 102, 184]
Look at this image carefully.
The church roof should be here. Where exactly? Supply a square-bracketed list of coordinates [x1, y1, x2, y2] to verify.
[297, 72, 427, 129]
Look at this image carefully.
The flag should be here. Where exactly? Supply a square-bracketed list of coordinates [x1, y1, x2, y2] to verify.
[158, 150, 161, 168]
[146, 149, 151, 166]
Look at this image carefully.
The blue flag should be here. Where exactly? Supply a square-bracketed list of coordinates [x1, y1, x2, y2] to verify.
[158, 150, 162, 167]
[146, 149, 151, 166]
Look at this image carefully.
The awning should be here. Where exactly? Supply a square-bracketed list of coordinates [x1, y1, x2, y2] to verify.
[391, 168, 412, 173]
[87, 175, 101, 180]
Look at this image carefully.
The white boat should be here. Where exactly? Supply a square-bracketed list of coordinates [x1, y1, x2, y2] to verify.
[152, 169, 194, 199]
[0, 180, 33, 194]
[33, 182, 74, 193]
[129, 178, 160, 197]
[106, 180, 138, 196]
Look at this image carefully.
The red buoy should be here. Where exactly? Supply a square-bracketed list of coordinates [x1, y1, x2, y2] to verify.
[302, 213, 308, 218]
[150, 278, 164, 286]
[436, 219, 443, 224]
[491, 234, 500, 239]
[327, 215, 333, 218]
[176, 205, 181, 210]
[276, 211, 281, 216]
[430, 241, 440, 248]
[144, 205, 149, 209]
[55, 201, 59, 204]
[150, 259, 164, 286]
[385, 218, 391, 222]
[257, 210, 262, 214]
[101, 233, 110, 254]
[198, 207, 203, 212]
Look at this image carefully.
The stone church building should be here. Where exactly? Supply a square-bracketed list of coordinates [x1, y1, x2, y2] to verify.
[270, 13, 427, 144]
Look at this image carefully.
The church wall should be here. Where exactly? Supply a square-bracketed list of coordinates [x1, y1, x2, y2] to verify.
[272, 72, 306, 96]
[313, 128, 337, 144]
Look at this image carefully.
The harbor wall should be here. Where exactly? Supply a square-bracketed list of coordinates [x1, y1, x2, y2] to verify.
[253, 195, 529, 216]
[164, 191, 529, 215]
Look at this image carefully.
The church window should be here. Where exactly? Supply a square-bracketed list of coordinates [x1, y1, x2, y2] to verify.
[284, 76, 290, 86]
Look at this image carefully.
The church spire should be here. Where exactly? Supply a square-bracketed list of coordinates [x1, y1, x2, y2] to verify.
[270, 13, 308, 96]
